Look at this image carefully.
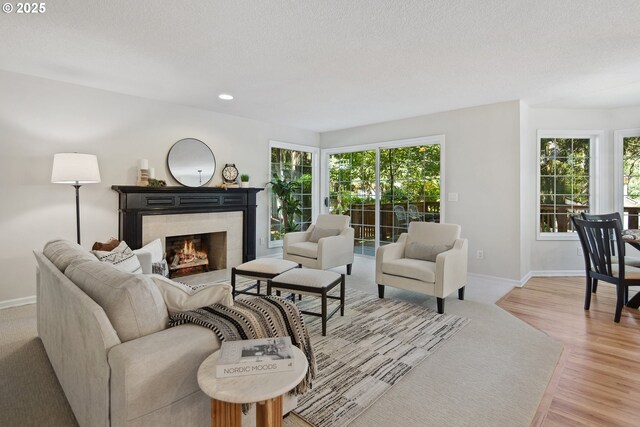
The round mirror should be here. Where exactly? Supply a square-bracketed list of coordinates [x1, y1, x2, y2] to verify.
[167, 138, 216, 187]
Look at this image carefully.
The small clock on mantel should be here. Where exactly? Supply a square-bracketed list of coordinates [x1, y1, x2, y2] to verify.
[222, 163, 239, 184]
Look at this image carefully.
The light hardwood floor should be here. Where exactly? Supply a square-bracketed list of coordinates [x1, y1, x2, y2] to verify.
[497, 277, 640, 427]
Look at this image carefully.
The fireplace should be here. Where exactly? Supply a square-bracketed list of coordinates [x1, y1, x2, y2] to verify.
[112, 186, 262, 269]
[166, 232, 227, 278]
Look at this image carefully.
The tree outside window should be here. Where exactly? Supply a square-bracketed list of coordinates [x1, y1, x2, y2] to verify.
[270, 147, 313, 243]
[622, 136, 640, 228]
[539, 137, 590, 234]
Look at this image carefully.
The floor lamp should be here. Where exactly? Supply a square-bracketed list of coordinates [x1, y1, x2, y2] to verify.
[51, 153, 101, 245]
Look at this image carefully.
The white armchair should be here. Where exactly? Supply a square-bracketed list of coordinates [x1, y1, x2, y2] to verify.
[283, 214, 355, 275]
[376, 222, 468, 314]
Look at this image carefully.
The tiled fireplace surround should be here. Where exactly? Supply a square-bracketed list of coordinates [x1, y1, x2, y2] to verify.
[143, 211, 243, 270]
[112, 186, 262, 271]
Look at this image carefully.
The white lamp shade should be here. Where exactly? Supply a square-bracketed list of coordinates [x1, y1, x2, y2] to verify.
[51, 153, 101, 184]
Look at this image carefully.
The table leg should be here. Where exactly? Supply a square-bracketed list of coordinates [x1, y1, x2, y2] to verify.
[211, 399, 241, 427]
[256, 395, 283, 427]
[626, 289, 640, 309]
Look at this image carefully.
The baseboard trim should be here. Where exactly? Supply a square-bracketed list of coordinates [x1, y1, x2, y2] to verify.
[0, 295, 36, 310]
[468, 273, 527, 288]
[530, 270, 584, 277]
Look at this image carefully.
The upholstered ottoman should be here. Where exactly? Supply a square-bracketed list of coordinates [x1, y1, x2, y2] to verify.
[231, 258, 298, 298]
[267, 269, 345, 336]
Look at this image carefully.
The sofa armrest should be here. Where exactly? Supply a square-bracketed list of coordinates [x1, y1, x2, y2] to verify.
[375, 234, 407, 279]
[434, 238, 468, 298]
[317, 227, 355, 268]
[133, 249, 152, 274]
[108, 324, 220, 426]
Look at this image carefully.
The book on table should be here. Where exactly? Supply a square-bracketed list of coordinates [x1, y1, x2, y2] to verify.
[216, 336, 295, 378]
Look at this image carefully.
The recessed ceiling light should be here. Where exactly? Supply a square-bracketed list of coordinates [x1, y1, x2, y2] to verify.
[218, 94, 234, 100]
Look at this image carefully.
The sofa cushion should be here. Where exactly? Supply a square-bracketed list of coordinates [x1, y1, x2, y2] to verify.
[405, 242, 452, 262]
[381, 258, 436, 283]
[141, 238, 164, 263]
[92, 241, 143, 274]
[150, 275, 233, 315]
[65, 259, 169, 342]
[287, 241, 319, 259]
[43, 239, 97, 271]
[309, 227, 340, 243]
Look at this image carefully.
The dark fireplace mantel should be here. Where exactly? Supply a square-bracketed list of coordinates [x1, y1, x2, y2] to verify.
[111, 186, 263, 262]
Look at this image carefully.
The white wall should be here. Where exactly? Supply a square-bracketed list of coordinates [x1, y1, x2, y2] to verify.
[519, 102, 533, 279]
[526, 106, 640, 273]
[320, 101, 523, 282]
[0, 71, 319, 304]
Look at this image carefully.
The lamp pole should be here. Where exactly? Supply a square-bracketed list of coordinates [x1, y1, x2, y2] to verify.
[74, 183, 81, 244]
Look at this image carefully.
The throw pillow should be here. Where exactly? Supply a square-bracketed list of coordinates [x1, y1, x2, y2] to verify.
[152, 259, 170, 277]
[309, 226, 341, 243]
[92, 241, 143, 274]
[92, 238, 120, 251]
[150, 275, 233, 314]
[405, 241, 453, 262]
[140, 238, 164, 263]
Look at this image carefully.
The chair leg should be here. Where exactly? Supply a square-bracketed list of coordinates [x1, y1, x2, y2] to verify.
[614, 284, 625, 323]
[592, 279, 598, 293]
[377, 284, 385, 298]
[231, 267, 237, 300]
[346, 263, 352, 275]
[584, 277, 592, 310]
[458, 286, 465, 300]
[624, 287, 629, 305]
[437, 297, 444, 314]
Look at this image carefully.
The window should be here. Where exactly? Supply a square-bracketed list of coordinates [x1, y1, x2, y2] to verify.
[325, 136, 444, 255]
[614, 129, 640, 229]
[537, 131, 599, 240]
[269, 141, 318, 247]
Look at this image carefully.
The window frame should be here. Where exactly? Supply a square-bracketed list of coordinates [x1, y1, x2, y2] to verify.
[268, 140, 319, 249]
[321, 135, 445, 254]
[613, 128, 640, 227]
[536, 130, 601, 241]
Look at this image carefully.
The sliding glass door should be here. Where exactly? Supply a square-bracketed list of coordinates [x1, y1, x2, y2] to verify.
[325, 137, 443, 256]
[328, 150, 377, 255]
[379, 144, 441, 245]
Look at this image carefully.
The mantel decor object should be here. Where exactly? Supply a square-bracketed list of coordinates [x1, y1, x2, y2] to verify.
[167, 138, 216, 187]
[138, 159, 150, 186]
[52, 152, 101, 245]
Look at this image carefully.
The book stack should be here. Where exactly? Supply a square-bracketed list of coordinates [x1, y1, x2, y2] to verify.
[216, 336, 295, 378]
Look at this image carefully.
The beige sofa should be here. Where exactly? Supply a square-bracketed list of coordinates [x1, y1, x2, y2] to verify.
[35, 239, 295, 427]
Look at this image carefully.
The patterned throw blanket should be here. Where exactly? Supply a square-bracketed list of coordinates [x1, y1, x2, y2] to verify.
[169, 296, 316, 396]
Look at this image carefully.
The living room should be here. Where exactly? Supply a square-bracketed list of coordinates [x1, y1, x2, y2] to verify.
[2, 2, 640, 426]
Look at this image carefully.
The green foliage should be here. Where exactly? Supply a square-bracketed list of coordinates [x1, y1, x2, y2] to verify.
[240, 174, 250, 182]
[268, 174, 303, 233]
[539, 138, 590, 207]
[327, 144, 442, 216]
[624, 137, 640, 200]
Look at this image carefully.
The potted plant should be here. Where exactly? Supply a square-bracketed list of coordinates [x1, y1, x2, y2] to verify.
[240, 174, 250, 188]
[268, 174, 302, 233]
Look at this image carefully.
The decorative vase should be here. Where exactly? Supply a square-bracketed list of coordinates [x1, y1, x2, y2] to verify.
[241, 181, 249, 188]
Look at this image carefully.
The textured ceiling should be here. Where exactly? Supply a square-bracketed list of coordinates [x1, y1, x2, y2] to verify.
[1, 0, 639, 132]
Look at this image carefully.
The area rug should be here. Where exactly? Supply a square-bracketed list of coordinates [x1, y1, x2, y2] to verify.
[231, 279, 469, 427]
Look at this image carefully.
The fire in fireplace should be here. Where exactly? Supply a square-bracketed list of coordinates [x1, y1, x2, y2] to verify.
[165, 232, 227, 278]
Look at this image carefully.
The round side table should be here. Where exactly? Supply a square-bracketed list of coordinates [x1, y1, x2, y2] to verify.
[198, 345, 308, 427]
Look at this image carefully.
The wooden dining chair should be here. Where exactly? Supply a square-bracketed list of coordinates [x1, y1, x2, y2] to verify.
[571, 217, 640, 322]
[580, 212, 640, 302]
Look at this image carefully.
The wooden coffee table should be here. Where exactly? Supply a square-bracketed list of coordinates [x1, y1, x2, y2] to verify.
[197, 345, 308, 427]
